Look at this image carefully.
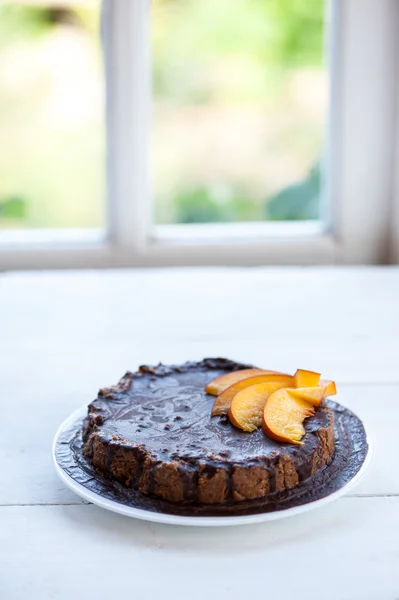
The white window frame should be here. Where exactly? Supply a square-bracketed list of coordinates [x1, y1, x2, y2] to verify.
[0, 0, 398, 270]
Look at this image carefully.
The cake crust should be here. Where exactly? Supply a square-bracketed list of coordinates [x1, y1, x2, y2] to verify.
[82, 359, 334, 505]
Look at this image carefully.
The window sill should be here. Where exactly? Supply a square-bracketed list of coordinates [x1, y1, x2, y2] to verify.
[0, 221, 335, 270]
[152, 220, 326, 245]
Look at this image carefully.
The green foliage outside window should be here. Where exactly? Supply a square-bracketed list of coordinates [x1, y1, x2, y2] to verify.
[0, 0, 325, 227]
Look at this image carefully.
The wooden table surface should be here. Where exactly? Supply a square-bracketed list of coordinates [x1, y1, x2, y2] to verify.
[1, 267, 399, 600]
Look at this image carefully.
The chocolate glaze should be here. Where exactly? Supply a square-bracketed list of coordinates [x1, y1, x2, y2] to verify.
[55, 399, 368, 516]
[55, 359, 368, 516]
[85, 359, 331, 481]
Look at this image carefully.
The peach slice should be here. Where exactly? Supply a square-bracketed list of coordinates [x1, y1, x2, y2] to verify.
[205, 368, 284, 396]
[320, 379, 337, 397]
[289, 386, 326, 407]
[262, 388, 315, 445]
[294, 369, 320, 388]
[211, 373, 294, 416]
[228, 381, 289, 432]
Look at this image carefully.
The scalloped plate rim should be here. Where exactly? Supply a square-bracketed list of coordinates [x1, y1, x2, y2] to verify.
[52, 404, 374, 527]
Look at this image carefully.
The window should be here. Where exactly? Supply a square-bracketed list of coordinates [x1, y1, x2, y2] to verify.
[0, 0, 398, 269]
[0, 1, 105, 233]
[152, 0, 327, 226]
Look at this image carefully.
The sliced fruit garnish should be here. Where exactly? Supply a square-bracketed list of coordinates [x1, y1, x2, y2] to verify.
[228, 381, 291, 432]
[211, 373, 294, 417]
[319, 379, 337, 397]
[205, 368, 283, 396]
[294, 369, 320, 388]
[289, 386, 326, 407]
[262, 388, 315, 445]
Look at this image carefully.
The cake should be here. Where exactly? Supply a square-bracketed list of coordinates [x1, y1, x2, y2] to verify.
[82, 359, 335, 505]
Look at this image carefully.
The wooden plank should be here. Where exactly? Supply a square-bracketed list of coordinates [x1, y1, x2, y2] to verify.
[0, 384, 396, 505]
[1, 268, 399, 384]
[1, 268, 399, 341]
[0, 268, 398, 503]
[1, 336, 399, 392]
[0, 268, 398, 600]
[337, 385, 396, 496]
[1, 499, 398, 599]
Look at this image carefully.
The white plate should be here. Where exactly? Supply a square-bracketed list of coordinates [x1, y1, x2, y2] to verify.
[53, 405, 373, 527]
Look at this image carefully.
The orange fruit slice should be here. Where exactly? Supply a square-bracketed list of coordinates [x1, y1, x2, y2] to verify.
[319, 379, 337, 397]
[211, 373, 294, 416]
[294, 369, 321, 388]
[205, 368, 283, 396]
[289, 386, 326, 407]
[262, 388, 315, 445]
[228, 381, 289, 432]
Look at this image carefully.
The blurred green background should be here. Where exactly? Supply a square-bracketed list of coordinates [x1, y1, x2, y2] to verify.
[0, 0, 326, 230]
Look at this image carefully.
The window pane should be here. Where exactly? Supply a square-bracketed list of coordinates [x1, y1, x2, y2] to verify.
[0, 1, 104, 230]
[152, 0, 327, 224]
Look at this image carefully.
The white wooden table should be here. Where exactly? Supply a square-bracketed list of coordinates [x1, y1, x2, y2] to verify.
[1, 267, 399, 600]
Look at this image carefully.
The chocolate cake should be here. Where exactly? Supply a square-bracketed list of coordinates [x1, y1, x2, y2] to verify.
[82, 359, 335, 505]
